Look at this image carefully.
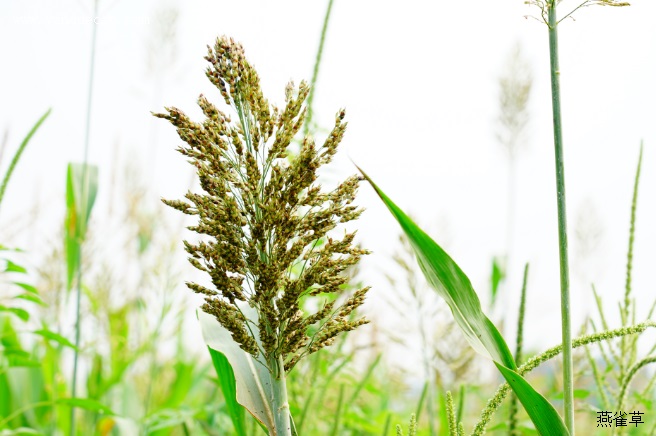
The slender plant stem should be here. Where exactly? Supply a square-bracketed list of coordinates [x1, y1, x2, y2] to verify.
[329, 384, 345, 436]
[70, 1, 99, 433]
[508, 263, 529, 435]
[304, 0, 335, 135]
[547, 2, 574, 433]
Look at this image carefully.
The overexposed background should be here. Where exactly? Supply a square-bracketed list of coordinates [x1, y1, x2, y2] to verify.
[1, 0, 655, 376]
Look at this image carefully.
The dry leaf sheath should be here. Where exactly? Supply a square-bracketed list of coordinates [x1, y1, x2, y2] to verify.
[154, 36, 369, 376]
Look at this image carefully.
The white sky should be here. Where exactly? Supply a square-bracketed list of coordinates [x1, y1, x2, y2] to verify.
[1, 0, 655, 369]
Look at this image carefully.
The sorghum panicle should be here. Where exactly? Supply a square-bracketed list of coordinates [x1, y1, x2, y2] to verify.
[154, 35, 370, 373]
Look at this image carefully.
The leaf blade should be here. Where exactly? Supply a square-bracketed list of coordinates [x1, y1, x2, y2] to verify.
[199, 310, 275, 434]
[357, 166, 514, 369]
[357, 166, 568, 435]
[496, 363, 569, 435]
[208, 347, 247, 436]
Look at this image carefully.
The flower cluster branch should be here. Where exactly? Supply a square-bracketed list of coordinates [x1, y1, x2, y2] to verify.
[525, 0, 629, 26]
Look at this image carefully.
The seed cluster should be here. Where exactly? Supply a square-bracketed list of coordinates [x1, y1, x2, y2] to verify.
[155, 36, 369, 373]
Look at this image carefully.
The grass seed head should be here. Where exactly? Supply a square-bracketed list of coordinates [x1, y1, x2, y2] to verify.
[155, 35, 370, 373]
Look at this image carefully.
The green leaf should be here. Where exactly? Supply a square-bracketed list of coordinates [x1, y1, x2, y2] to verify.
[357, 166, 514, 368]
[0, 427, 43, 435]
[3, 260, 27, 274]
[199, 309, 276, 434]
[0, 108, 51, 213]
[357, 166, 569, 436]
[6, 351, 40, 368]
[14, 294, 46, 306]
[490, 256, 506, 306]
[65, 162, 98, 291]
[0, 306, 29, 322]
[13, 283, 39, 295]
[208, 347, 247, 436]
[32, 329, 78, 350]
[495, 364, 569, 435]
[56, 397, 114, 415]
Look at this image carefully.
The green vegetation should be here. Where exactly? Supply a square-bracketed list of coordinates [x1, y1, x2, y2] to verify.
[1, 1, 653, 435]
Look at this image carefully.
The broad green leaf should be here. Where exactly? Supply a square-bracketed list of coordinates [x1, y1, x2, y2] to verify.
[358, 167, 568, 436]
[357, 167, 514, 368]
[495, 364, 569, 435]
[65, 162, 98, 291]
[199, 309, 276, 434]
[6, 353, 40, 367]
[56, 397, 114, 415]
[32, 329, 78, 350]
[208, 346, 247, 436]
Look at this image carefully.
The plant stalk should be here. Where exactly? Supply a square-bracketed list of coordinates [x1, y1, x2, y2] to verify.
[70, 0, 99, 433]
[547, 2, 574, 433]
[272, 356, 292, 436]
[304, 0, 335, 135]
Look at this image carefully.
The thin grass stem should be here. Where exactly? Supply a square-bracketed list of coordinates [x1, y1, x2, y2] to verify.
[508, 263, 529, 435]
[329, 384, 345, 436]
[584, 343, 610, 411]
[617, 356, 656, 412]
[70, 1, 99, 433]
[346, 353, 381, 405]
[456, 385, 465, 426]
[415, 381, 428, 423]
[547, 2, 574, 432]
[382, 413, 392, 436]
[304, 0, 335, 135]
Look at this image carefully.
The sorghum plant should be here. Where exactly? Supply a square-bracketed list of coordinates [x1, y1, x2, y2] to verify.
[155, 36, 369, 435]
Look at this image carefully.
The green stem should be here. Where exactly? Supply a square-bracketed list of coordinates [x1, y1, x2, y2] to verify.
[618, 356, 656, 412]
[304, 0, 335, 135]
[547, 2, 574, 433]
[508, 263, 529, 435]
[272, 356, 292, 436]
[70, 1, 99, 433]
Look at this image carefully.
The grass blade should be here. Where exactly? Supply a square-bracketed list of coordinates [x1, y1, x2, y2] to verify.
[357, 166, 513, 368]
[207, 347, 247, 436]
[0, 108, 51, 215]
[199, 310, 276, 434]
[495, 363, 569, 435]
[357, 166, 569, 435]
[65, 163, 99, 291]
